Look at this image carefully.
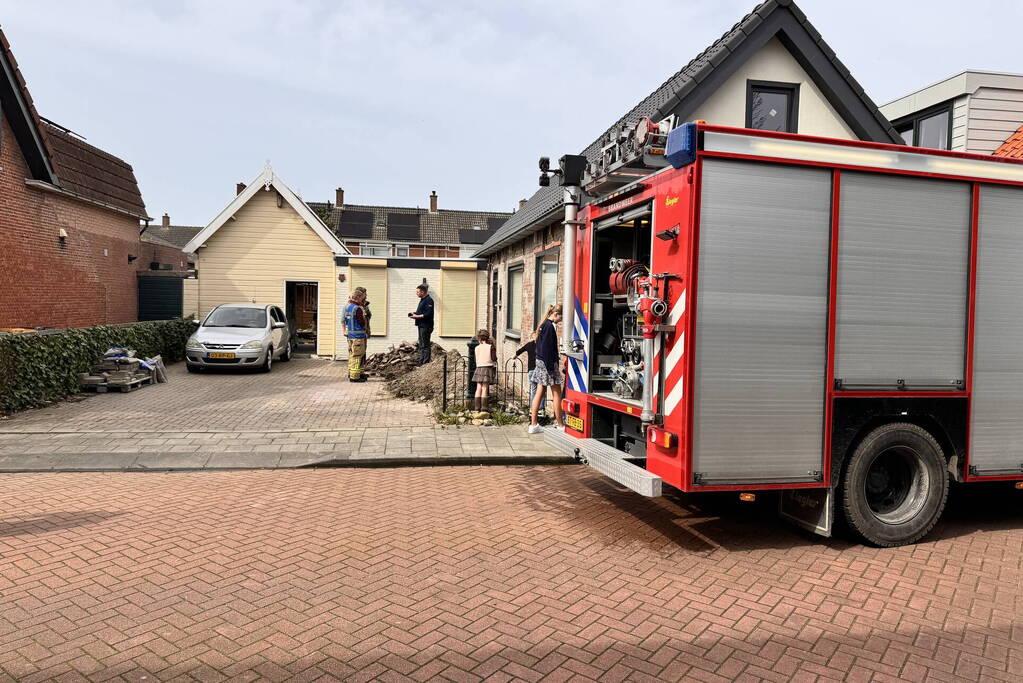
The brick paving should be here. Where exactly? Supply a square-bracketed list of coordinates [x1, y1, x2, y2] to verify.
[1, 467, 1020, 681]
[0, 358, 433, 432]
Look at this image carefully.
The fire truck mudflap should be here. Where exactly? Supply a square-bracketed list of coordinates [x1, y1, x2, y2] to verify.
[544, 429, 662, 497]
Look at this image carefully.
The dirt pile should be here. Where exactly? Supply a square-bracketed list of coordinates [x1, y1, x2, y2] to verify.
[364, 342, 445, 381]
[385, 348, 461, 404]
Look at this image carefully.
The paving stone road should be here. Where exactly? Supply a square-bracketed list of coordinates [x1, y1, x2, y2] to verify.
[1, 467, 1020, 681]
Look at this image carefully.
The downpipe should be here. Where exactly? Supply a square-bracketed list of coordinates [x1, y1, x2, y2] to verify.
[561, 186, 582, 355]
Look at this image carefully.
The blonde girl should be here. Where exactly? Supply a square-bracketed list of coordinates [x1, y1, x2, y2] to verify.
[471, 329, 498, 411]
[528, 305, 565, 434]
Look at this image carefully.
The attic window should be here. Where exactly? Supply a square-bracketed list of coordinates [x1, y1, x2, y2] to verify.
[746, 80, 799, 134]
[893, 102, 952, 151]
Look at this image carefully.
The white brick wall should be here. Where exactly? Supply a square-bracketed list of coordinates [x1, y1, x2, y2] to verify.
[335, 262, 487, 359]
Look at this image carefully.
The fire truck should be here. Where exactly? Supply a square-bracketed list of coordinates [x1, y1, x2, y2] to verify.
[542, 120, 1023, 546]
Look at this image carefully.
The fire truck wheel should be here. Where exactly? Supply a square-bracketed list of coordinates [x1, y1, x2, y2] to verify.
[840, 422, 949, 547]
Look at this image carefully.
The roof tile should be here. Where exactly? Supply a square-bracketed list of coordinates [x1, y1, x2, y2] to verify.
[307, 201, 512, 247]
[994, 124, 1023, 159]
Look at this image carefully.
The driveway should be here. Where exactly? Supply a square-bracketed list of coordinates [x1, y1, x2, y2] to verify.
[1, 358, 433, 432]
[0, 466, 1019, 680]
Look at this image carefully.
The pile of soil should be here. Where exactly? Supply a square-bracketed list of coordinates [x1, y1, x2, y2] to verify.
[364, 342, 446, 381]
[385, 348, 462, 404]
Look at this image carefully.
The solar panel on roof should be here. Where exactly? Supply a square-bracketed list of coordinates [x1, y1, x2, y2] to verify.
[339, 210, 375, 238]
[387, 213, 420, 228]
[486, 217, 505, 232]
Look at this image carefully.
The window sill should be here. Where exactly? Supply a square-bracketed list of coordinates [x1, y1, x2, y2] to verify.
[504, 330, 521, 341]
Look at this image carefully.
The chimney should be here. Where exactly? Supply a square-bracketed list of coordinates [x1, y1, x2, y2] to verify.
[429, 190, 438, 213]
[161, 213, 170, 228]
[518, 198, 528, 209]
[236, 182, 246, 195]
[336, 187, 344, 206]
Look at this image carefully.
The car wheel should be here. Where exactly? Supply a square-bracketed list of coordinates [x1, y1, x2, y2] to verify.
[840, 422, 949, 547]
[260, 347, 273, 373]
[186, 364, 201, 374]
[281, 343, 292, 362]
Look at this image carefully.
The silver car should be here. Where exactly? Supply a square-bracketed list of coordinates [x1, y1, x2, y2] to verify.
[185, 304, 292, 373]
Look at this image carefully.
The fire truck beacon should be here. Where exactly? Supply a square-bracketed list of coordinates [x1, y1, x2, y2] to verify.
[543, 118, 1023, 547]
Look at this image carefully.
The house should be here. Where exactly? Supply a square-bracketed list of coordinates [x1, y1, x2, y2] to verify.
[184, 169, 509, 359]
[0, 27, 151, 329]
[313, 191, 512, 357]
[474, 0, 901, 361]
[880, 70, 1023, 154]
[183, 166, 348, 358]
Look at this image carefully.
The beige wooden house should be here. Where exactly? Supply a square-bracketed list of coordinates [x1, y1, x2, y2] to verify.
[183, 166, 348, 357]
[183, 166, 492, 360]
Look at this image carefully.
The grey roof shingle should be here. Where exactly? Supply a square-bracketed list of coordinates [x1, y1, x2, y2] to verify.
[142, 224, 202, 250]
[475, 0, 901, 256]
[307, 201, 512, 247]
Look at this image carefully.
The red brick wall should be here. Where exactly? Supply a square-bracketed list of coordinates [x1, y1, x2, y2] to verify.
[135, 240, 190, 277]
[486, 221, 566, 364]
[0, 116, 146, 328]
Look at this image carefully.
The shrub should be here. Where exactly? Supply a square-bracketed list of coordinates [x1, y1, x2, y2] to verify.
[0, 318, 198, 414]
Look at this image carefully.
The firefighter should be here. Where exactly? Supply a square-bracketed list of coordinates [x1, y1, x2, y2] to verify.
[342, 289, 369, 382]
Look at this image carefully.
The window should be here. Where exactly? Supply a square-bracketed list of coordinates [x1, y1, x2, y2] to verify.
[361, 243, 390, 257]
[534, 250, 559, 324]
[440, 262, 477, 337]
[746, 80, 799, 133]
[893, 103, 952, 150]
[506, 264, 523, 335]
[394, 245, 409, 257]
[348, 262, 388, 335]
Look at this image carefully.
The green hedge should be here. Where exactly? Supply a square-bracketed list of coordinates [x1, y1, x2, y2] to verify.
[0, 318, 198, 414]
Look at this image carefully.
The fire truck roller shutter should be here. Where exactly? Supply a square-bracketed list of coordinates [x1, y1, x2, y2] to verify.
[835, 173, 970, 389]
[693, 160, 831, 485]
[970, 184, 1023, 476]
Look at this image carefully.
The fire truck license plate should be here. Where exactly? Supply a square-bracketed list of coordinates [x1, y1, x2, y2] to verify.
[208, 352, 235, 359]
[565, 415, 584, 432]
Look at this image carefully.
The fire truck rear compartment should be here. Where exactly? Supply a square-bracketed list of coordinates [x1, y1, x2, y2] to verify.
[591, 404, 646, 459]
[590, 211, 652, 401]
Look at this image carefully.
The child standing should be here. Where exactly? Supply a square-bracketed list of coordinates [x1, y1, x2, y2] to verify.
[515, 332, 538, 414]
[528, 304, 565, 434]
[472, 329, 498, 411]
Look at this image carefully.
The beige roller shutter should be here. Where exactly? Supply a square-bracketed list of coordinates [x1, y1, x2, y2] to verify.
[440, 262, 477, 337]
[348, 259, 388, 336]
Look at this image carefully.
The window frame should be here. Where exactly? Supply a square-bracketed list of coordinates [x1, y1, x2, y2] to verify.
[533, 248, 560, 328]
[891, 100, 954, 150]
[394, 245, 409, 257]
[505, 261, 524, 339]
[746, 80, 800, 134]
[361, 242, 390, 257]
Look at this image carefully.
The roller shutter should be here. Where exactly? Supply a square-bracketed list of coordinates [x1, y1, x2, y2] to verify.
[970, 184, 1023, 476]
[835, 173, 970, 389]
[692, 160, 831, 485]
[348, 260, 387, 336]
[440, 263, 477, 337]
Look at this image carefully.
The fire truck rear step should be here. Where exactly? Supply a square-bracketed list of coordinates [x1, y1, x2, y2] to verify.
[544, 429, 662, 498]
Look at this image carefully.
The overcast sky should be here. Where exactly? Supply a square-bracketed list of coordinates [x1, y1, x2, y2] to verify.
[2, 0, 1021, 225]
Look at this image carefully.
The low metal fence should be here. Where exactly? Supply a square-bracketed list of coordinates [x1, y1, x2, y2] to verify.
[441, 351, 553, 414]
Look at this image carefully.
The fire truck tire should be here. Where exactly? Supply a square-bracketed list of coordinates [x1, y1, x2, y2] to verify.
[840, 422, 949, 547]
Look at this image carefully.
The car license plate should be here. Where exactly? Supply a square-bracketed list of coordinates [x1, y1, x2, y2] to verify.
[208, 352, 235, 359]
[565, 415, 584, 432]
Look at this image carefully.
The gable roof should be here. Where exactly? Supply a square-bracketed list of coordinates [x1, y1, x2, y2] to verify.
[183, 166, 350, 255]
[142, 223, 202, 250]
[994, 124, 1023, 160]
[307, 201, 512, 247]
[1, 26, 149, 219]
[475, 0, 900, 256]
[41, 120, 148, 217]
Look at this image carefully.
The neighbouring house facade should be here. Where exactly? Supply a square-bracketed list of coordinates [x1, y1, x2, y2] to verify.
[0, 28, 151, 329]
[880, 70, 1023, 155]
[185, 169, 510, 359]
[475, 0, 902, 363]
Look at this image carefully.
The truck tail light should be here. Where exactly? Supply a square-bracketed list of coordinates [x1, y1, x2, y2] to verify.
[647, 426, 677, 449]
[562, 399, 580, 416]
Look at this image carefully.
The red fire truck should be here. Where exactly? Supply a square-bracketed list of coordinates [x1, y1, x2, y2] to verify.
[543, 120, 1023, 546]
